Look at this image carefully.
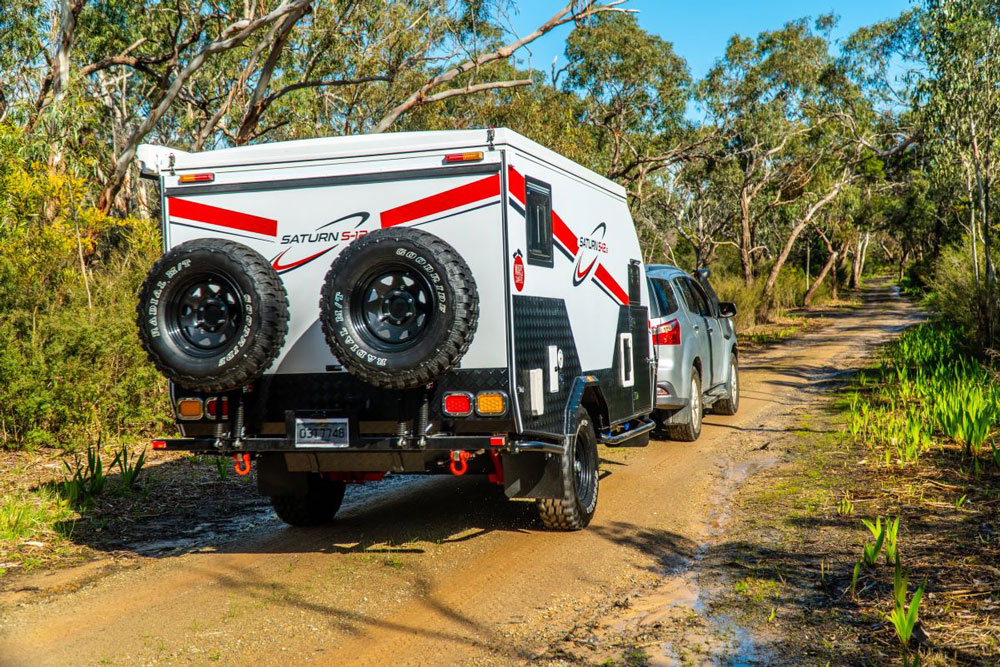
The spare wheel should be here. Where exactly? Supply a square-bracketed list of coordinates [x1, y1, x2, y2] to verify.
[319, 227, 478, 390]
[136, 238, 289, 392]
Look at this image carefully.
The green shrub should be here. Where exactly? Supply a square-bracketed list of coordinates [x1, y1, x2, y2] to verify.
[0, 126, 170, 451]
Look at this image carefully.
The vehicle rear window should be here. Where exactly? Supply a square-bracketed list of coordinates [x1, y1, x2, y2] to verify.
[650, 278, 678, 317]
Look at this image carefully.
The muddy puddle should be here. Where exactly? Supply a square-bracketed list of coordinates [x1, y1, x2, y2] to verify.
[599, 452, 778, 665]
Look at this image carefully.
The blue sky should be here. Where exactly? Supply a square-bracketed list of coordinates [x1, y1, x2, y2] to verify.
[508, 0, 912, 81]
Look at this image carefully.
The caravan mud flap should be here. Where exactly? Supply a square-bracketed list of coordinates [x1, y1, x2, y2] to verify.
[501, 451, 563, 499]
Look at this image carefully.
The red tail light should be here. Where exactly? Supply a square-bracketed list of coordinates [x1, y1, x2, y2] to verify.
[205, 397, 229, 419]
[443, 392, 473, 417]
[653, 319, 681, 345]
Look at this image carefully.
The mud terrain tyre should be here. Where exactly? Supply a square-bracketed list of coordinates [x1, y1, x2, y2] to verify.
[666, 368, 703, 442]
[712, 355, 740, 416]
[270, 474, 346, 526]
[319, 227, 478, 390]
[537, 408, 600, 530]
[136, 239, 289, 392]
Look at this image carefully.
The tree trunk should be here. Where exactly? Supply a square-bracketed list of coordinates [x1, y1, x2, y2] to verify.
[804, 247, 838, 306]
[850, 235, 863, 289]
[761, 178, 846, 302]
[738, 190, 754, 286]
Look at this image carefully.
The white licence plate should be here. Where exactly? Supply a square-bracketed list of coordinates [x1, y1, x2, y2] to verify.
[293, 418, 350, 448]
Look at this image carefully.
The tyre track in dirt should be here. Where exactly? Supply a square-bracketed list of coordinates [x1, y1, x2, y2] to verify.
[0, 283, 918, 666]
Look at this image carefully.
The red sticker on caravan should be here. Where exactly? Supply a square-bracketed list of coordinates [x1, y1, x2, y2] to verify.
[513, 250, 525, 292]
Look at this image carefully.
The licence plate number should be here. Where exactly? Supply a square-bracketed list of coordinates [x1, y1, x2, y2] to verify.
[294, 418, 350, 448]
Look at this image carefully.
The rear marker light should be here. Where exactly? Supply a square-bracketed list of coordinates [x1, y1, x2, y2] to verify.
[178, 173, 214, 183]
[443, 392, 473, 417]
[176, 398, 203, 420]
[443, 151, 484, 163]
[490, 436, 506, 447]
[152, 440, 167, 450]
[475, 391, 507, 416]
[653, 319, 681, 346]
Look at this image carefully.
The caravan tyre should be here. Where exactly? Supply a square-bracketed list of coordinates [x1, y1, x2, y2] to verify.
[136, 239, 289, 392]
[537, 408, 600, 531]
[319, 227, 478, 390]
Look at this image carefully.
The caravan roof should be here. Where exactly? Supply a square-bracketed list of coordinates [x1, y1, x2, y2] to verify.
[137, 128, 626, 199]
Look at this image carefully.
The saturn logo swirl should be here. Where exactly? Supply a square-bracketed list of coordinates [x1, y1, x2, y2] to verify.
[573, 222, 609, 286]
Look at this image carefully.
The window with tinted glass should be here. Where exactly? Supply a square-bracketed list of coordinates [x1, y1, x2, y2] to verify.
[525, 177, 552, 267]
[651, 278, 679, 317]
[681, 277, 711, 316]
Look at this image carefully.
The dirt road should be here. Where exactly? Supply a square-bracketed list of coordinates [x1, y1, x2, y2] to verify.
[0, 283, 918, 666]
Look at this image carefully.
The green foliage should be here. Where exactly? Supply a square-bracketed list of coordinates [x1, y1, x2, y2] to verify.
[886, 557, 924, 666]
[111, 445, 146, 492]
[845, 321, 999, 468]
[0, 127, 170, 451]
[884, 516, 901, 565]
[861, 516, 886, 567]
[0, 488, 74, 543]
[60, 445, 109, 507]
[837, 492, 855, 517]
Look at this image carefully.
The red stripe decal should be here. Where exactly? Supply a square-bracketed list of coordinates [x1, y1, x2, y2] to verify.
[271, 246, 335, 273]
[595, 265, 628, 305]
[507, 166, 525, 204]
[380, 174, 500, 228]
[168, 197, 277, 237]
[552, 211, 579, 255]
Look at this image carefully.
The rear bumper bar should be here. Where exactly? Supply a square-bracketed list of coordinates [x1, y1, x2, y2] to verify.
[153, 434, 564, 455]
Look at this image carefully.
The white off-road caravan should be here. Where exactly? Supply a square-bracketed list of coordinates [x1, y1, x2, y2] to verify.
[137, 128, 655, 530]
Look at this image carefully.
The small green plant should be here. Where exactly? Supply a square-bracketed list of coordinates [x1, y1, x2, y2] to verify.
[884, 516, 901, 565]
[861, 517, 886, 567]
[886, 558, 925, 667]
[61, 445, 109, 507]
[214, 456, 230, 481]
[850, 560, 862, 598]
[954, 494, 967, 510]
[837, 492, 855, 517]
[111, 445, 146, 492]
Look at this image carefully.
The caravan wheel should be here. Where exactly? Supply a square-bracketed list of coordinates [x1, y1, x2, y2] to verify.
[537, 408, 600, 530]
[136, 239, 289, 392]
[319, 227, 478, 390]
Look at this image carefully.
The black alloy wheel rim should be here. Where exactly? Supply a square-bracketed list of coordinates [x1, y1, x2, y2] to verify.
[573, 426, 597, 508]
[354, 265, 434, 350]
[168, 273, 245, 357]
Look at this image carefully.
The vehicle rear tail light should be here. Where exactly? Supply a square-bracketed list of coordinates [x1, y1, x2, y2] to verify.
[176, 398, 203, 420]
[205, 397, 229, 419]
[475, 391, 507, 416]
[177, 173, 214, 183]
[443, 392, 473, 417]
[653, 319, 681, 346]
[152, 440, 167, 450]
[443, 151, 484, 163]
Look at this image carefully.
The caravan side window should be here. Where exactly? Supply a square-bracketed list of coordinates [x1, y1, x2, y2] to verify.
[525, 177, 553, 267]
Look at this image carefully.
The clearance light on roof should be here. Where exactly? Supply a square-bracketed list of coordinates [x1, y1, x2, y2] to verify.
[443, 151, 484, 163]
[178, 173, 215, 184]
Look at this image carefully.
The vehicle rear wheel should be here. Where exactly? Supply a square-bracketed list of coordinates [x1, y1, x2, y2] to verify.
[713, 355, 740, 416]
[270, 474, 346, 527]
[537, 408, 599, 530]
[319, 227, 478, 390]
[136, 239, 289, 392]
[666, 369, 702, 442]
